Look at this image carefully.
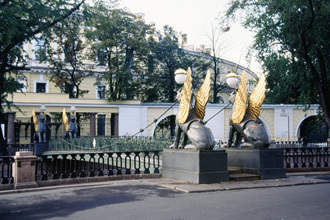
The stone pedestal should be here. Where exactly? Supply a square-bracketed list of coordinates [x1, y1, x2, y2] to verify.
[226, 148, 286, 179]
[162, 149, 229, 184]
[13, 151, 38, 189]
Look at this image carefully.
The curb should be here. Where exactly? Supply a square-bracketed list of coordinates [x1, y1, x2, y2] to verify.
[1, 172, 330, 195]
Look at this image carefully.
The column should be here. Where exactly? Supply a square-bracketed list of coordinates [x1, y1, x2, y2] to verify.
[111, 113, 119, 136]
[90, 112, 97, 137]
[6, 112, 16, 145]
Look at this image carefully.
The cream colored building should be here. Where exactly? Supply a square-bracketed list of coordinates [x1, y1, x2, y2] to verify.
[3, 38, 320, 145]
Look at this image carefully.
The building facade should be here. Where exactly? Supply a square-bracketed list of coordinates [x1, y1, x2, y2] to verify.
[2, 38, 321, 145]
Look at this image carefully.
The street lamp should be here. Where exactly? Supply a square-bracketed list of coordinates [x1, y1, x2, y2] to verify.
[174, 68, 187, 84]
[40, 104, 46, 112]
[226, 72, 239, 89]
[70, 106, 76, 113]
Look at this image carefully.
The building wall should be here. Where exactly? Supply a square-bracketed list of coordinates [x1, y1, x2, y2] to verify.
[6, 39, 320, 144]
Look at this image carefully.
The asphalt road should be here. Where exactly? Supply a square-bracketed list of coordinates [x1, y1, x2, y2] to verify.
[1, 182, 329, 220]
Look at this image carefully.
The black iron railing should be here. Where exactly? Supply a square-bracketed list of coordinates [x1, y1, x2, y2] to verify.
[0, 156, 15, 184]
[272, 141, 328, 148]
[35, 151, 161, 181]
[6, 144, 35, 156]
[283, 147, 329, 169]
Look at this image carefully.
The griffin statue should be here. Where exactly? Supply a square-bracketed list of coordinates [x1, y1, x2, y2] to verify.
[62, 108, 77, 139]
[171, 68, 215, 150]
[226, 71, 270, 148]
[32, 108, 47, 143]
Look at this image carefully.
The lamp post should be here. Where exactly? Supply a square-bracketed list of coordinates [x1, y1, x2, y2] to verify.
[170, 68, 187, 137]
[174, 68, 187, 85]
[40, 104, 46, 113]
[70, 106, 76, 113]
[226, 73, 239, 105]
[226, 72, 239, 89]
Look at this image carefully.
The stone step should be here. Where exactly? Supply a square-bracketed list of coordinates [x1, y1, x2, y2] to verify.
[228, 166, 242, 174]
[228, 166, 260, 181]
[229, 173, 260, 181]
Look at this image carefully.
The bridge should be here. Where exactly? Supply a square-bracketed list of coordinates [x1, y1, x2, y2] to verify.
[4, 101, 324, 147]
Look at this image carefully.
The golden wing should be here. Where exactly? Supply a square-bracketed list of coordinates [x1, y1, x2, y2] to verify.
[178, 67, 192, 124]
[194, 69, 211, 120]
[32, 108, 38, 132]
[62, 108, 70, 131]
[247, 74, 266, 119]
[232, 71, 248, 124]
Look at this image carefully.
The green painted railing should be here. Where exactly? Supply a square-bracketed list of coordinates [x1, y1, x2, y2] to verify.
[48, 136, 173, 152]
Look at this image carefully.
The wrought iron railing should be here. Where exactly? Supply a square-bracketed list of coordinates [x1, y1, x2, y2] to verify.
[271, 141, 328, 148]
[6, 144, 35, 156]
[48, 136, 173, 152]
[283, 147, 329, 169]
[0, 156, 15, 184]
[35, 151, 161, 181]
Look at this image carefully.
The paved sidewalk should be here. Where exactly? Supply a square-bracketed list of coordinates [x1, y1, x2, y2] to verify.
[1, 171, 330, 195]
[151, 172, 330, 193]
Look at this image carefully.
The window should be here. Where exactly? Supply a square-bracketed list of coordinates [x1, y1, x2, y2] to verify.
[35, 38, 46, 61]
[97, 85, 106, 99]
[97, 115, 106, 136]
[36, 83, 46, 93]
[34, 80, 49, 93]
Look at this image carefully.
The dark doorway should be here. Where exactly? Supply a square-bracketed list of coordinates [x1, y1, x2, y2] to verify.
[153, 115, 176, 139]
[299, 116, 328, 142]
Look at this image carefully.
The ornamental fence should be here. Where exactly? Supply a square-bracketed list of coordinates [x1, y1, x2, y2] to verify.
[0, 150, 161, 188]
[1, 141, 329, 187]
[0, 156, 14, 184]
[35, 151, 161, 181]
[283, 147, 329, 170]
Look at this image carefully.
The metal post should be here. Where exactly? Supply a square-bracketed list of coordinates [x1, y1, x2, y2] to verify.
[7, 112, 16, 155]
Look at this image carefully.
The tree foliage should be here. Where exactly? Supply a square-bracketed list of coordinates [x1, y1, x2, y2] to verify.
[225, 0, 330, 127]
[0, 0, 85, 150]
[85, 1, 153, 101]
[46, 10, 90, 98]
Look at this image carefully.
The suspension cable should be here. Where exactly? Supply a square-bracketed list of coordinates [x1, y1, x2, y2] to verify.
[204, 103, 231, 125]
[131, 101, 178, 137]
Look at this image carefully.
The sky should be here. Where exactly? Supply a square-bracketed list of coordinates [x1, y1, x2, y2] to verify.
[119, 0, 262, 73]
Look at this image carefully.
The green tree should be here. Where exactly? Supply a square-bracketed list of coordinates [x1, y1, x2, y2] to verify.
[0, 0, 85, 152]
[85, 0, 153, 101]
[225, 0, 330, 129]
[152, 25, 188, 103]
[46, 10, 90, 98]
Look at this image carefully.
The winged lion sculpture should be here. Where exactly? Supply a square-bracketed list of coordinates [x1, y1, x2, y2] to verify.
[226, 71, 270, 148]
[171, 68, 215, 150]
